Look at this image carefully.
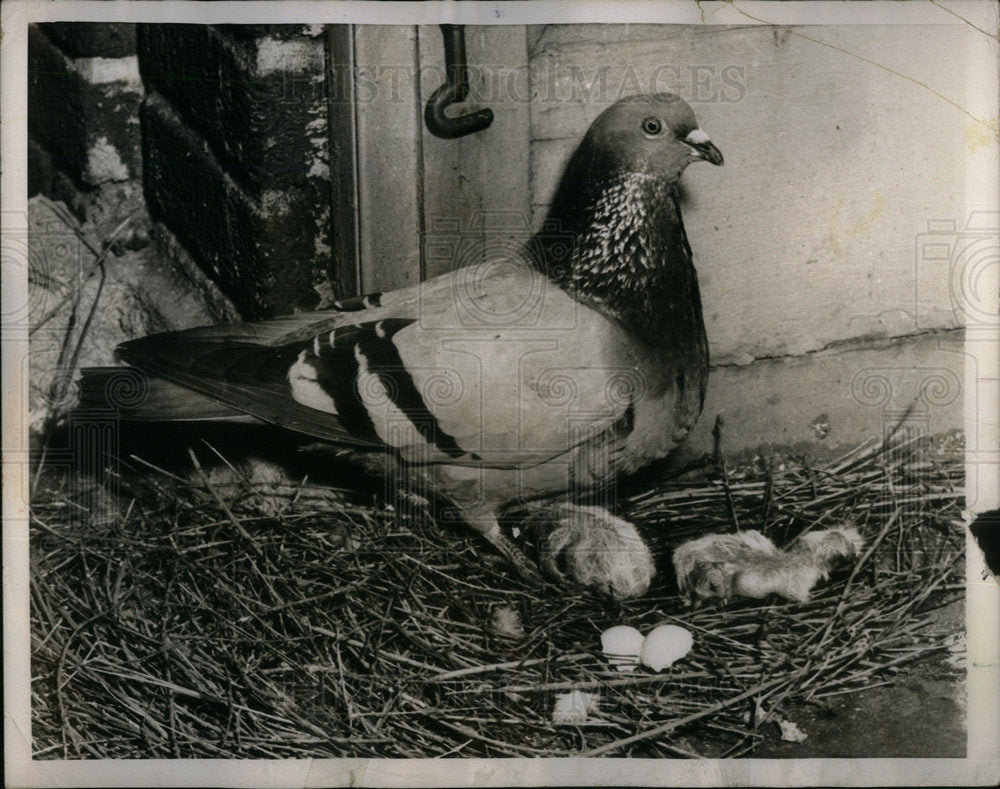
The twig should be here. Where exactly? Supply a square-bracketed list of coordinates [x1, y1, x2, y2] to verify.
[582, 676, 790, 757]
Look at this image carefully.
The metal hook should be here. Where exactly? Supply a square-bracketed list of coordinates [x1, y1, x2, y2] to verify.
[424, 24, 494, 139]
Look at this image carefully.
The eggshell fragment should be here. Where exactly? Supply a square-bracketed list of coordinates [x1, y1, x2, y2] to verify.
[600, 625, 644, 672]
[552, 690, 599, 725]
[778, 719, 808, 743]
[489, 605, 524, 639]
[639, 624, 693, 671]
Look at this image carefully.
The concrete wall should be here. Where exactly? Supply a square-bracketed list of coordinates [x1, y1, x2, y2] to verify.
[527, 24, 987, 366]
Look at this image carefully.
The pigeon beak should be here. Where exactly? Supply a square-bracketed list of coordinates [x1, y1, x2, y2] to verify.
[684, 129, 724, 166]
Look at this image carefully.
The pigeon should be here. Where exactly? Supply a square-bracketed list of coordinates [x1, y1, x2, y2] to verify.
[79, 93, 724, 598]
[672, 527, 865, 604]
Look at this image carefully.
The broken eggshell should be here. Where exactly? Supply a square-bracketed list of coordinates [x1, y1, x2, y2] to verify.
[639, 624, 694, 672]
[778, 719, 809, 743]
[600, 625, 644, 672]
[552, 690, 599, 725]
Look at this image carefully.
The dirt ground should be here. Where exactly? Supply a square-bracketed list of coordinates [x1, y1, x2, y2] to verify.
[753, 598, 965, 758]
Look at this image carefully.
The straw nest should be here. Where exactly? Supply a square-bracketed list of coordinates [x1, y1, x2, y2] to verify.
[30, 425, 965, 759]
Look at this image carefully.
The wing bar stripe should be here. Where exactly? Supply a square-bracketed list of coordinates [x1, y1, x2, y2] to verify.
[296, 339, 381, 443]
[357, 333, 470, 459]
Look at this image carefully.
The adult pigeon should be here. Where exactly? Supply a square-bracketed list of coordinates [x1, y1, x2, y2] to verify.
[79, 93, 724, 599]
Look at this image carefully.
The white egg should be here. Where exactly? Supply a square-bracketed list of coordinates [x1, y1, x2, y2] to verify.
[639, 624, 694, 671]
[600, 625, 644, 672]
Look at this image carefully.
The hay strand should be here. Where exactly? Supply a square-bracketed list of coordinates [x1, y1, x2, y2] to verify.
[30, 430, 965, 758]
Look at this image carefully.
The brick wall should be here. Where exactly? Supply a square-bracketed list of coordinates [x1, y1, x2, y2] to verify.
[138, 24, 334, 316]
[29, 22, 338, 318]
[28, 23, 144, 198]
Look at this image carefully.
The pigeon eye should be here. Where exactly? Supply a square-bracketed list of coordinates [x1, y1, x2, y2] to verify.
[641, 116, 664, 137]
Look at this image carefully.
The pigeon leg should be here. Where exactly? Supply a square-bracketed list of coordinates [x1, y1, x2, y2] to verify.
[469, 514, 545, 585]
[393, 492, 544, 584]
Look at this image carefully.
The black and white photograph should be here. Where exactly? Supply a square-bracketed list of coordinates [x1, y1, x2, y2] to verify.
[3, 1, 999, 786]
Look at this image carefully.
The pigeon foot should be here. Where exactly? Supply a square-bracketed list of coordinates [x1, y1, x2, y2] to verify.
[522, 503, 655, 599]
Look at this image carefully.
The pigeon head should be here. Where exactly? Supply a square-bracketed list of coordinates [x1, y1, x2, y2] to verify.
[534, 92, 722, 348]
[583, 93, 723, 178]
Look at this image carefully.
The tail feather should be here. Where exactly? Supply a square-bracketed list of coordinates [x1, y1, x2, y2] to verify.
[77, 367, 258, 422]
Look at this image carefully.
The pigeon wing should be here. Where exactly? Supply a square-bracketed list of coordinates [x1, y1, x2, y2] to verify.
[115, 262, 641, 467]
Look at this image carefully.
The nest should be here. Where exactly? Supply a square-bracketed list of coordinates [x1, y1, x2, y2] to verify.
[29, 427, 965, 759]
